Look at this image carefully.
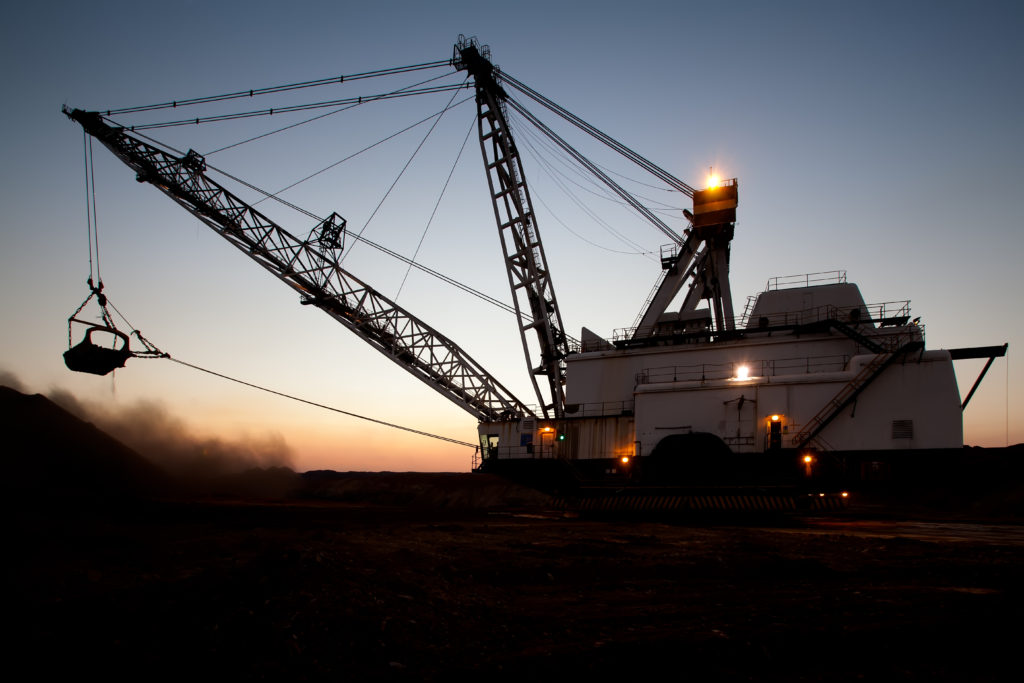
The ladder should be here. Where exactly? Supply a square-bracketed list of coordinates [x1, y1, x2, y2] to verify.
[793, 341, 924, 450]
[828, 319, 886, 353]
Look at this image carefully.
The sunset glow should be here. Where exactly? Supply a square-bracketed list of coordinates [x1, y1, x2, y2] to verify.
[0, 2, 1018, 476]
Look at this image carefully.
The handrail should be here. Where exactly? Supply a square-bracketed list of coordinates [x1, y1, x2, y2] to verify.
[793, 341, 925, 449]
[605, 299, 916, 346]
[765, 270, 847, 291]
[636, 353, 851, 386]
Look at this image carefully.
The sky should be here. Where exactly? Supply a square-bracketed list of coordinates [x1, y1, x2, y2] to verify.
[1, 0, 1022, 472]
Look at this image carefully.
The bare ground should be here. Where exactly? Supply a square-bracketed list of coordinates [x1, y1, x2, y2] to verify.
[11, 479, 1024, 682]
[6, 387, 1023, 681]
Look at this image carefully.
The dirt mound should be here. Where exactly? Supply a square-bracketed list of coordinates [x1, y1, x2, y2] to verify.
[0, 385, 171, 505]
[0, 386, 548, 510]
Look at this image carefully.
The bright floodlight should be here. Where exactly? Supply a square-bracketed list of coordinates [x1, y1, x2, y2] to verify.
[735, 365, 750, 380]
[707, 173, 720, 189]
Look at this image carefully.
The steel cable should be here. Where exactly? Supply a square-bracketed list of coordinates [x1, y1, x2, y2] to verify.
[341, 78, 468, 262]
[206, 71, 460, 156]
[167, 357, 477, 448]
[103, 60, 454, 115]
[109, 84, 471, 131]
[500, 72, 696, 197]
[396, 115, 477, 300]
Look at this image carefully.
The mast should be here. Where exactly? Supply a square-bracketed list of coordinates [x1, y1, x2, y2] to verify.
[633, 179, 739, 337]
[454, 36, 570, 419]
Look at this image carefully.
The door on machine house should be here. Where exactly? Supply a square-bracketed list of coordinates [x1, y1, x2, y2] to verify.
[539, 429, 555, 458]
[724, 394, 757, 452]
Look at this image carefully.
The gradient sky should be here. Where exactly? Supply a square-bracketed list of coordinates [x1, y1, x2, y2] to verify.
[2, 0, 1021, 472]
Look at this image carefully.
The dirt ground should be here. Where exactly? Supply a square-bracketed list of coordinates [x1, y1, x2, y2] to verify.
[5, 387, 1022, 681]
[11, 474, 1024, 682]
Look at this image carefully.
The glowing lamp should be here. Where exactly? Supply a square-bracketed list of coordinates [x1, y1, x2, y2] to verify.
[620, 456, 630, 464]
[771, 414, 780, 422]
[707, 173, 720, 189]
[803, 454, 813, 464]
[735, 365, 750, 381]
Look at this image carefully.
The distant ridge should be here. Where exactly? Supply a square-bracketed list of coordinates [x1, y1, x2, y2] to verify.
[0, 385, 170, 504]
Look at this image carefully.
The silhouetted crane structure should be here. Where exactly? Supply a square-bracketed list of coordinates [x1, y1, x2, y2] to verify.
[66, 37, 1004, 508]
[65, 36, 725, 421]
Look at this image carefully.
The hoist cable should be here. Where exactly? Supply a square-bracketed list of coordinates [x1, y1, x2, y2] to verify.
[103, 60, 454, 116]
[516, 115, 675, 229]
[89, 137, 104, 284]
[206, 70, 459, 156]
[509, 109, 667, 253]
[397, 115, 476, 300]
[505, 95, 683, 245]
[532, 181, 654, 257]
[516, 116, 622, 202]
[515, 126, 652, 255]
[500, 72, 696, 197]
[81, 130, 95, 284]
[519, 122, 684, 215]
[341, 78, 468, 262]
[108, 83, 471, 132]
[167, 357, 477, 448]
[590, 157, 687, 198]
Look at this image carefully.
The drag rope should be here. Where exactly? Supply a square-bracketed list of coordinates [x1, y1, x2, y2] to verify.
[166, 357, 477, 449]
[98, 306, 471, 449]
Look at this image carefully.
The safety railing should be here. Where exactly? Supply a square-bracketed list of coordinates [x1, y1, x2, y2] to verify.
[610, 299, 913, 343]
[743, 300, 912, 330]
[635, 353, 851, 386]
[765, 270, 847, 291]
[563, 400, 635, 417]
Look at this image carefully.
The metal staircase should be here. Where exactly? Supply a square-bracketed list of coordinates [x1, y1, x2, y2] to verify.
[828, 319, 886, 353]
[794, 341, 924, 450]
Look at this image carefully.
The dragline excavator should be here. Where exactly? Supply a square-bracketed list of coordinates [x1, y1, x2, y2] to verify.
[66, 37, 1005, 510]
[64, 38, 573, 424]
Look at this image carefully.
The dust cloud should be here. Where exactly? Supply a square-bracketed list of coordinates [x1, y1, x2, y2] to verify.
[0, 369, 293, 477]
[0, 370, 25, 393]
